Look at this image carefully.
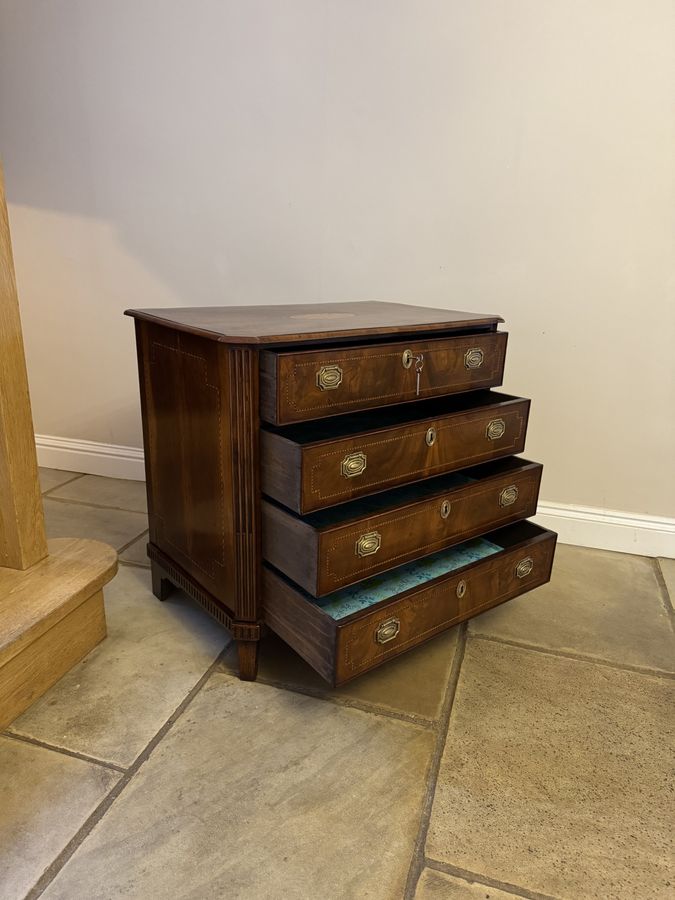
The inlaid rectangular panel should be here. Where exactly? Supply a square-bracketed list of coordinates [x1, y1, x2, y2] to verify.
[134, 322, 261, 621]
[260, 331, 508, 424]
[261, 391, 530, 514]
[262, 457, 542, 596]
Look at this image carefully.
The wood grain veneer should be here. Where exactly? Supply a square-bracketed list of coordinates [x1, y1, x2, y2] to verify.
[263, 459, 543, 595]
[126, 301, 503, 345]
[261, 392, 530, 514]
[260, 331, 508, 424]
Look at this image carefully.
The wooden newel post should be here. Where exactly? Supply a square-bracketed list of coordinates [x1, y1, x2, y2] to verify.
[0, 163, 117, 731]
[0, 163, 48, 570]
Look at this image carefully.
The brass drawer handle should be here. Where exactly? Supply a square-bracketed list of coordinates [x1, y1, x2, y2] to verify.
[355, 531, 381, 557]
[341, 451, 367, 478]
[375, 617, 400, 644]
[499, 484, 519, 507]
[440, 499, 451, 519]
[464, 348, 485, 369]
[402, 349, 413, 369]
[426, 427, 437, 447]
[316, 364, 343, 391]
[486, 418, 506, 441]
[515, 557, 534, 578]
[456, 579, 467, 599]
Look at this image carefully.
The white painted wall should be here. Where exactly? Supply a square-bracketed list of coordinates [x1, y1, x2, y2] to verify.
[1, 1, 673, 520]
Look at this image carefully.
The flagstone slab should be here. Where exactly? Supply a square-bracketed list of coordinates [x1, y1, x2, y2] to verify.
[43, 675, 433, 900]
[0, 736, 119, 900]
[427, 639, 675, 900]
[470, 543, 675, 672]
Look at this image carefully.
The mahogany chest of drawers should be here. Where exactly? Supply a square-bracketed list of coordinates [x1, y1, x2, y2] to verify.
[126, 301, 556, 684]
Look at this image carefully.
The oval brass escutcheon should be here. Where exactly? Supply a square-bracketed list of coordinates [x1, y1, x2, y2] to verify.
[375, 617, 401, 644]
[316, 364, 343, 391]
[499, 484, 519, 507]
[456, 579, 467, 599]
[402, 349, 413, 369]
[426, 426, 437, 447]
[341, 451, 367, 478]
[464, 347, 485, 369]
[515, 557, 534, 578]
[440, 499, 451, 519]
[486, 418, 506, 441]
[355, 531, 381, 558]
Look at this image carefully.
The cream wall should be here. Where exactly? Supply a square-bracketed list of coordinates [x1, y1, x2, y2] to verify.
[1, 1, 673, 518]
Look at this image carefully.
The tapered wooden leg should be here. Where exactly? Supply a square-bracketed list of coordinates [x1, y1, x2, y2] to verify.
[151, 560, 173, 601]
[237, 640, 259, 681]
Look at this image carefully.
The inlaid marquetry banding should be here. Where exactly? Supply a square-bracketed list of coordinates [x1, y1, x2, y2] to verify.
[320, 471, 534, 591]
[281, 334, 505, 413]
[148, 341, 227, 579]
[341, 542, 553, 674]
[310, 408, 525, 503]
[148, 545, 235, 632]
[227, 346, 261, 621]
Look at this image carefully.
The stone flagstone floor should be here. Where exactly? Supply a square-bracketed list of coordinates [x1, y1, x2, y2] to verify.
[1, 468, 674, 899]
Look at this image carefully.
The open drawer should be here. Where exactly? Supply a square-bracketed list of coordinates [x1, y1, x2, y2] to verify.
[261, 391, 530, 514]
[260, 331, 508, 424]
[263, 457, 543, 596]
[263, 521, 557, 686]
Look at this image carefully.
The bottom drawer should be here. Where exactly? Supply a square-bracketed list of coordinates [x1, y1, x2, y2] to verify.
[263, 521, 556, 686]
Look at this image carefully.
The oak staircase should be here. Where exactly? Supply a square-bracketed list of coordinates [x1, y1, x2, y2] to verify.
[0, 164, 116, 730]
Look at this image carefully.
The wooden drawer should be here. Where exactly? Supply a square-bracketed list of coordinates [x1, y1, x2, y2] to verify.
[260, 331, 508, 424]
[262, 457, 542, 596]
[263, 522, 556, 686]
[261, 391, 530, 514]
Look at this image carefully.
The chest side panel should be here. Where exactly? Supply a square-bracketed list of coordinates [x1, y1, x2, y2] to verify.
[136, 323, 260, 616]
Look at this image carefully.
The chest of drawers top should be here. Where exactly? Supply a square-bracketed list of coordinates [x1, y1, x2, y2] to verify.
[126, 300, 503, 345]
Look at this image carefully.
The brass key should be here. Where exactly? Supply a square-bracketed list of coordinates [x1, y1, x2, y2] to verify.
[414, 353, 424, 396]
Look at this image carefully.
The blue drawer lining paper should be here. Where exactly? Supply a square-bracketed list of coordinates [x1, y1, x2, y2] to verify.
[314, 537, 503, 621]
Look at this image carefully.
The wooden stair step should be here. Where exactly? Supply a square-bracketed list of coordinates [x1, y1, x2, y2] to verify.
[0, 538, 118, 729]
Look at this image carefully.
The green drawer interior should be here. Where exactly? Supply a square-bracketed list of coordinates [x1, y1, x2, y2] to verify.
[313, 536, 502, 620]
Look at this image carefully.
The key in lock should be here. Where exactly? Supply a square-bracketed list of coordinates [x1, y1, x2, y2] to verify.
[414, 353, 424, 397]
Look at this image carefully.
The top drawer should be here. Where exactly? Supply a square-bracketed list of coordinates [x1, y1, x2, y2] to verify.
[260, 331, 508, 424]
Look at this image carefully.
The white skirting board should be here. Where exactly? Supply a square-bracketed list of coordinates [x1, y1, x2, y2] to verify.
[35, 435, 675, 559]
[533, 502, 675, 559]
[35, 435, 146, 481]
